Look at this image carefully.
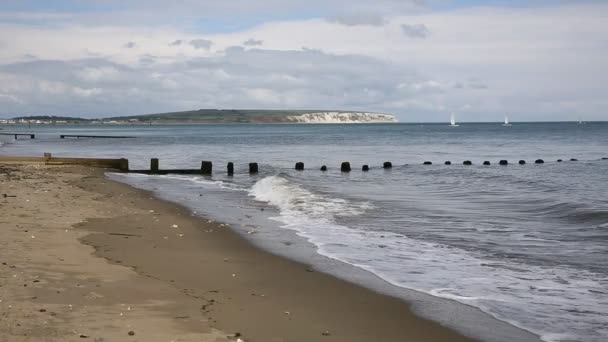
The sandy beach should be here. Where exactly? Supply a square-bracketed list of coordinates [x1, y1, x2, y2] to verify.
[0, 163, 477, 342]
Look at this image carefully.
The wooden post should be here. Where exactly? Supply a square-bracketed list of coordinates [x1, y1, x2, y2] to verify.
[118, 158, 129, 172]
[295, 162, 304, 171]
[201, 161, 212, 175]
[570, 158, 578, 161]
[535, 159, 544, 164]
[60, 135, 65, 139]
[14, 134, 17, 140]
[151, 158, 159, 173]
[249, 163, 259, 174]
[499, 160, 508, 165]
[445, 161, 452, 165]
[463, 160, 472, 165]
[320, 165, 327, 171]
[362, 165, 369, 171]
[423, 161, 432, 165]
[341, 162, 351, 172]
[557, 159, 563, 162]
[483, 161, 491, 165]
[227, 162, 234, 176]
[519, 160, 526, 165]
[383, 162, 392, 169]
[30, 134, 35, 139]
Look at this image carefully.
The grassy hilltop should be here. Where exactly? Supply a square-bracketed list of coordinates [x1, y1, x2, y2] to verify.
[6, 109, 394, 124]
[105, 109, 368, 123]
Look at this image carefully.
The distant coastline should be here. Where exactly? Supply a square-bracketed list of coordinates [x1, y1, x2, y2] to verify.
[0, 109, 398, 125]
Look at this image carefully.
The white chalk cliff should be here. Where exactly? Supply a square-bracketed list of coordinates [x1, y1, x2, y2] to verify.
[287, 112, 398, 123]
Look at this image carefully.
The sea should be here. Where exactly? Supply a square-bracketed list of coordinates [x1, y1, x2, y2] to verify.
[1, 122, 607, 342]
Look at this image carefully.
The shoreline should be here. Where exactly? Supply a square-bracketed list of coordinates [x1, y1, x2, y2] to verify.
[108, 172, 543, 342]
[1, 163, 478, 341]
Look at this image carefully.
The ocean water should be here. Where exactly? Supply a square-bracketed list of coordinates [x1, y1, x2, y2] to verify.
[1, 122, 607, 342]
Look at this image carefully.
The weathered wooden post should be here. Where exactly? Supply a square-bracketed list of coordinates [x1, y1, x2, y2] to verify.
[535, 159, 544, 164]
[570, 158, 578, 161]
[320, 165, 327, 171]
[30, 134, 35, 139]
[249, 163, 259, 174]
[118, 158, 129, 172]
[383, 162, 392, 169]
[227, 162, 234, 176]
[463, 160, 472, 165]
[445, 161, 451, 165]
[201, 161, 212, 175]
[483, 161, 491, 165]
[519, 160, 526, 165]
[295, 162, 304, 171]
[362, 165, 370, 171]
[60, 135, 65, 139]
[557, 159, 563, 162]
[150, 158, 159, 173]
[499, 160, 508, 165]
[423, 161, 432, 165]
[341, 162, 351, 172]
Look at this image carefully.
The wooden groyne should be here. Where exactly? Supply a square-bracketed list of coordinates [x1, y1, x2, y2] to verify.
[126, 157, 606, 176]
[3, 155, 604, 177]
[60, 135, 135, 139]
[0, 133, 35, 139]
[0, 153, 128, 171]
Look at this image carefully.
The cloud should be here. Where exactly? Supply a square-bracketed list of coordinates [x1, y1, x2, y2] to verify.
[1, 2, 607, 121]
[328, 13, 388, 26]
[400, 23, 430, 38]
[243, 38, 263, 46]
[189, 38, 213, 50]
[0, 49, 434, 117]
[123, 41, 136, 48]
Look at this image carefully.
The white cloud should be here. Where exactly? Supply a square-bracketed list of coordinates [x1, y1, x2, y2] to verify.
[328, 14, 388, 27]
[243, 38, 263, 46]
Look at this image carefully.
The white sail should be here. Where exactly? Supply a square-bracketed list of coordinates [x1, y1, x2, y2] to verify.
[503, 115, 511, 126]
[450, 113, 458, 126]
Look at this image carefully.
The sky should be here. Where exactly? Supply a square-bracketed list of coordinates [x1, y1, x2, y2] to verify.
[0, 0, 607, 121]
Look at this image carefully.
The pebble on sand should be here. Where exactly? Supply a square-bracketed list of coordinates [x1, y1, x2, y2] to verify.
[171, 224, 178, 228]
[128, 331, 135, 336]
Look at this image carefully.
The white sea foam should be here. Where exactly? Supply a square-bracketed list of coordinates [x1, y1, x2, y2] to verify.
[248, 175, 608, 342]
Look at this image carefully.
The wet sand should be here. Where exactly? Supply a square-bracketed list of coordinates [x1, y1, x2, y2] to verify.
[0, 163, 477, 342]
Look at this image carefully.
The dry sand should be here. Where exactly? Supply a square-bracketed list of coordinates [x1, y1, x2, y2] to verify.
[0, 163, 478, 342]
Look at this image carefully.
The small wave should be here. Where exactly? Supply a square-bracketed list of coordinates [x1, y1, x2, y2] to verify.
[249, 175, 369, 219]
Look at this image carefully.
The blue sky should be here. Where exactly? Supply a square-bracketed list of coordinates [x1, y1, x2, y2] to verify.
[0, 0, 607, 121]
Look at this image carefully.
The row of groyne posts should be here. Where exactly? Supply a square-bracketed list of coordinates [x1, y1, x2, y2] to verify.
[132, 157, 608, 175]
[0, 133, 135, 139]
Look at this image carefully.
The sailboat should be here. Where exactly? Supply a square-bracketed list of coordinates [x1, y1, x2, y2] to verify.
[449, 113, 459, 127]
[578, 117, 585, 125]
[502, 115, 512, 126]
